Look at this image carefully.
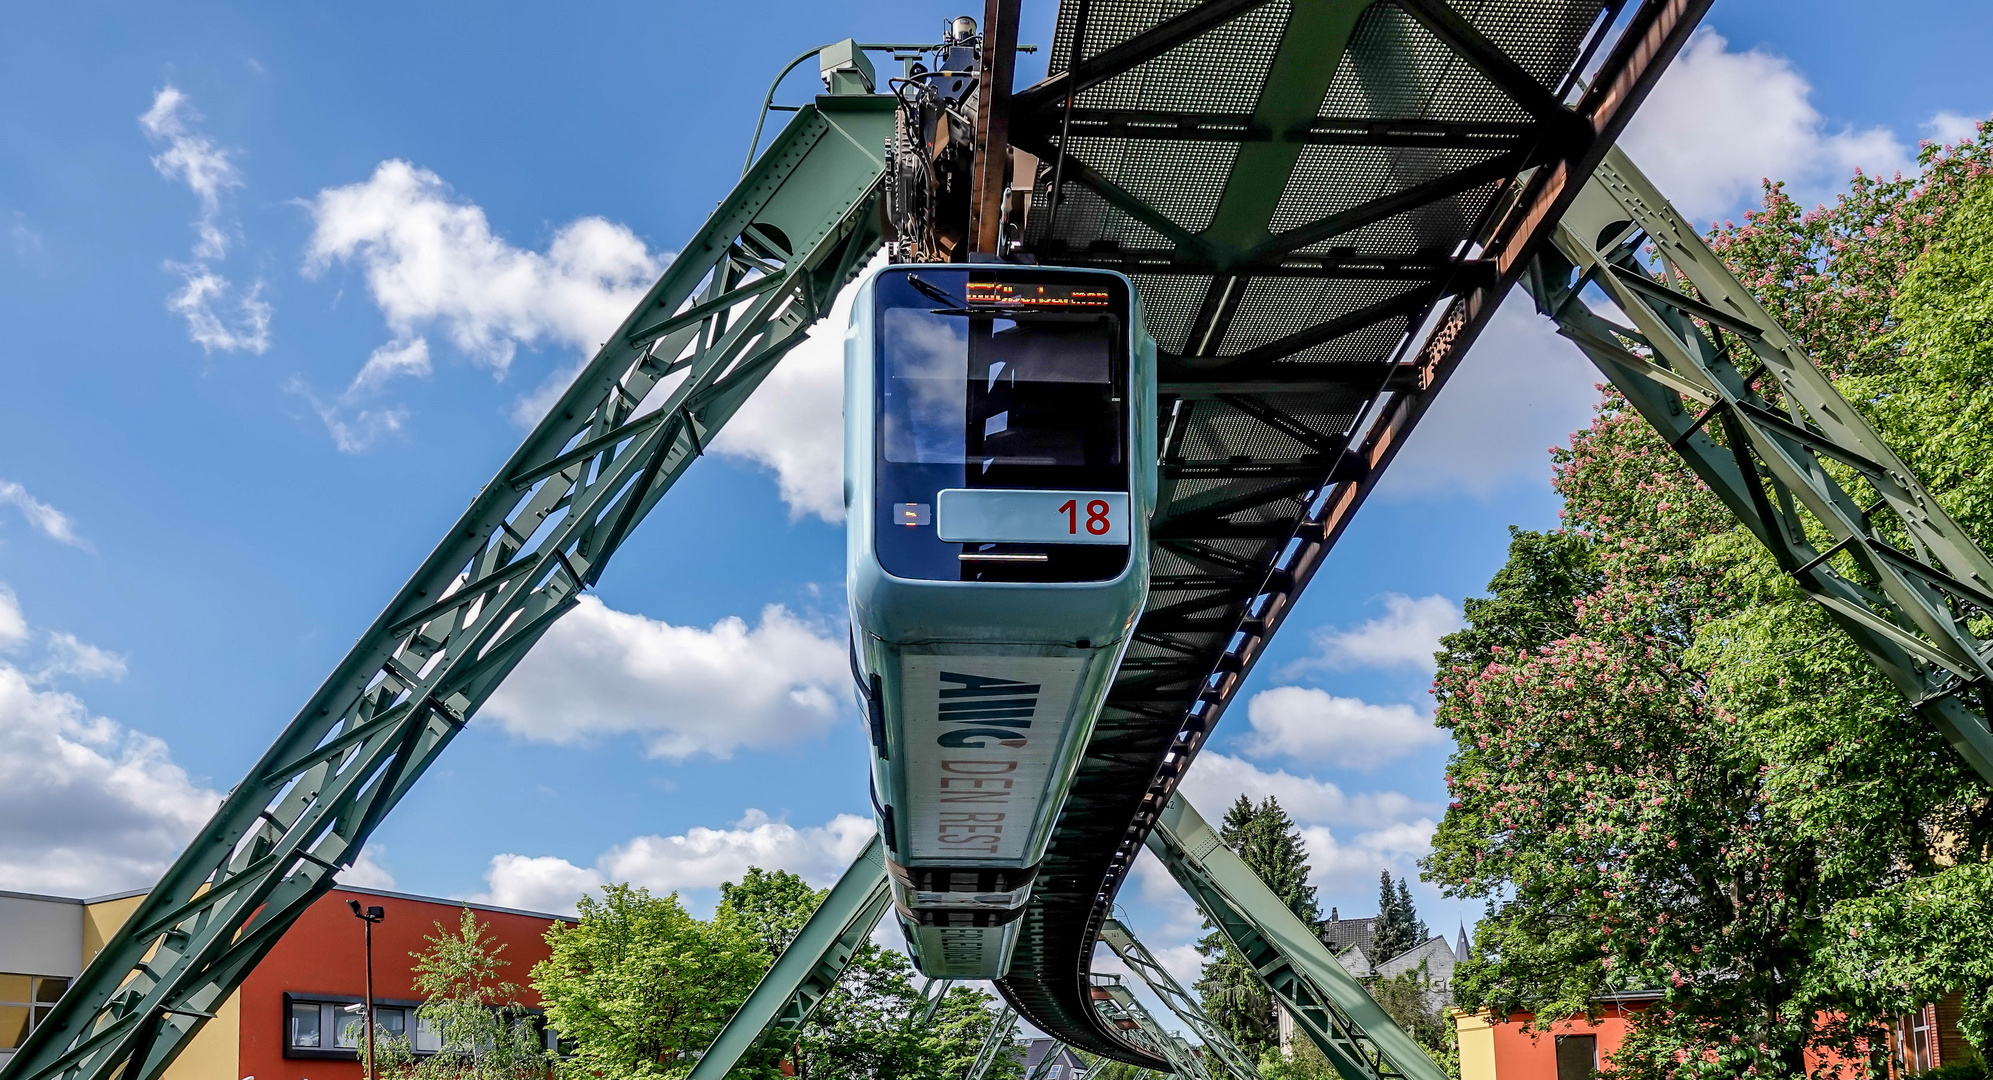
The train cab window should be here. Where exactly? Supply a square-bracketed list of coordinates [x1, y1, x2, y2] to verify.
[874, 269, 1131, 583]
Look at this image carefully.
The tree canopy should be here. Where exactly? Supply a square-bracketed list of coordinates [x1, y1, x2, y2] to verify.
[1424, 122, 1993, 1078]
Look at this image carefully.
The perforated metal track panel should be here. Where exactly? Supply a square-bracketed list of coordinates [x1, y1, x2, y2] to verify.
[995, 0, 1710, 1064]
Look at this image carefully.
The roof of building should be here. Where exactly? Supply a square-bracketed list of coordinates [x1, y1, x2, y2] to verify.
[1021, 1037, 1091, 1071]
[1319, 912, 1378, 953]
[0, 883, 568, 923]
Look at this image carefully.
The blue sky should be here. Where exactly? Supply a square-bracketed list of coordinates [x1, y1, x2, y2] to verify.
[2, 0, 1989, 1003]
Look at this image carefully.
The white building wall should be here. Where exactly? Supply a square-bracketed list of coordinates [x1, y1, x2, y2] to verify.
[0, 892, 84, 979]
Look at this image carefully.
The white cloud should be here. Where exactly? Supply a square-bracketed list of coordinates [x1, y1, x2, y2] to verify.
[1923, 111, 1986, 146]
[1176, 752, 1436, 828]
[481, 597, 848, 760]
[140, 87, 270, 355]
[1235, 687, 1440, 769]
[351, 337, 433, 394]
[164, 267, 272, 355]
[475, 810, 874, 917]
[38, 632, 128, 682]
[0, 595, 218, 895]
[1298, 593, 1461, 675]
[0, 480, 88, 549]
[1378, 293, 1601, 500]
[1621, 28, 1909, 221]
[0, 588, 26, 647]
[139, 87, 240, 260]
[709, 254, 885, 524]
[304, 160, 663, 375]
[1295, 819, 1437, 885]
[337, 843, 397, 890]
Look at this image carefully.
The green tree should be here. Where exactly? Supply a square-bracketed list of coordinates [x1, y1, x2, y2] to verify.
[1423, 121, 1993, 1078]
[1197, 796, 1317, 1058]
[711, 865, 1018, 1080]
[532, 884, 769, 1080]
[1370, 872, 1428, 962]
[387, 908, 549, 1080]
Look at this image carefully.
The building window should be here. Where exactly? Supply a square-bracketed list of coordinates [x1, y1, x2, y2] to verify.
[0, 974, 70, 1052]
[1049, 1066, 1063, 1080]
[1897, 1007, 1936, 1074]
[283, 994, 551, 1060]
[1555, 1034, 1597, 1080]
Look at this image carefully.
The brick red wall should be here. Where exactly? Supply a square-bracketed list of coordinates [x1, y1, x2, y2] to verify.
[237, 888, 567, 1080]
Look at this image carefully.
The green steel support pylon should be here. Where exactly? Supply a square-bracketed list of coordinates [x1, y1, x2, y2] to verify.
[687, 836, 893, 1080]
[1146, 795, 1444, 1080]
[0, 71, 895, 1080]
[1526, 144, 1993, 783]
[1090, 974, 1218, 1080]
[964, 1006, 1020, 1080]
[1099, 916, 1259, 1080]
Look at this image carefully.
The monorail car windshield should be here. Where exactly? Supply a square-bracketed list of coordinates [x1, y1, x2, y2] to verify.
[846, 265, 1157, 978]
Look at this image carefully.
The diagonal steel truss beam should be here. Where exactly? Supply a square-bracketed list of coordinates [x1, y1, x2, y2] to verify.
[1100, 917, 1260, 1080]
[0, 91, 894, 1080]
[1091, 974, 1223, 1080]
[688, 836, 893, 1080]
[1525, 144, 1993, 780]
[1146, 795, 1444, 1080]
[964, 1005, 1021, 1080]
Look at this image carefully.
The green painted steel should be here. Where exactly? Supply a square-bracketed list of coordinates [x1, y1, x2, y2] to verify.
[963, 1005, 1020, 1080]
[1528, 144, 1993, 782]
[0, 85, 894, 1080]
[1090, 974, 1218, 1080]
[1147, 795, 1444, 1080]
[687, 835, 893, 1080]
[1099, 917, 1259, 1080]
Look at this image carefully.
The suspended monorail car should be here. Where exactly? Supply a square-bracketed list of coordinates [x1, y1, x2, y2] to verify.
[845, 264, 1157, 978]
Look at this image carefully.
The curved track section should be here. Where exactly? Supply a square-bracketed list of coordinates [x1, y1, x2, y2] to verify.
[994, 0, 1708, 1060]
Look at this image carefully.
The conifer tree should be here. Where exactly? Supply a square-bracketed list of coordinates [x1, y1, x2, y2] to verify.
[1197, 796, 1319, 1056]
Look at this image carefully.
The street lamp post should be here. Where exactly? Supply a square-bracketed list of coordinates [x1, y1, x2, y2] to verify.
[349, 901, 387, 1080]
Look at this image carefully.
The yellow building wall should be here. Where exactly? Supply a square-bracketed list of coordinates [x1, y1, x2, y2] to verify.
[81, 894, 241, 1079]
[157, 992, 239, 1080]
[1455, 1010, 1497, 1080]
[79, 895, 144, 967]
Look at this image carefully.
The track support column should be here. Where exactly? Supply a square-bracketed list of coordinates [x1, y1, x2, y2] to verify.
[688, 836, 893, 1080]
[1147, 794, 1444, 1080]
[1528, 144, 1993, 782]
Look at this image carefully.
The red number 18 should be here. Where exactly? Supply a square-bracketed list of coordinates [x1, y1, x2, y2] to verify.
[1057, 499, 1113, 536]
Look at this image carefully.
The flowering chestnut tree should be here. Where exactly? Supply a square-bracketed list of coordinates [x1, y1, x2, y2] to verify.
[1425, 122, 1993, 1079]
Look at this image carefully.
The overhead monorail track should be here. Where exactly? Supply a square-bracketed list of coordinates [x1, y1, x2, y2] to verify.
[992, 0, 1712, 1061]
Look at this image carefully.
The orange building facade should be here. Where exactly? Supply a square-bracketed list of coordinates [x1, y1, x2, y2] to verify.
[1455, 994, 1977, 1080]
[0, 885, 568, 1080]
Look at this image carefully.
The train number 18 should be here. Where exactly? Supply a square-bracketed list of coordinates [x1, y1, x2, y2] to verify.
[1056, 499, 1113, 536]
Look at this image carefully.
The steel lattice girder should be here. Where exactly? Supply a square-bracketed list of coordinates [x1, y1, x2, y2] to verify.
[0, 92, 895, 1080]
[964, 1006, 1021, 1080]
[1526, 144, 1993, 781]
[1099, 918, 1260, 1080]
[687, 836, 893, 1080]
[1090, 974, 1223, 1080]
[1147, 795, 1442, 1080]
[996, 0, 1712, 1059]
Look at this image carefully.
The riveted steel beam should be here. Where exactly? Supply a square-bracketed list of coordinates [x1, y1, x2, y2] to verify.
[688, 836, 893, 1080]
[1148, 795, 1444, 1080]
[0, 92, 894, 1080]
[1526, 144, 1993, 780]
[1100, 917, 1260, 1080]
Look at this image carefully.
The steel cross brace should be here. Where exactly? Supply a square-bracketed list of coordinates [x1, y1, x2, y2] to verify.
[688, 835, 894, 1080]
[1525, 144, 1993, 782]
[1146, 795, 1444, 1080]
[1100, 917, 1260, 1080]
[1090, 974, 1219, 1080]
[964, 1005, 1021, 1080]
[0, 90, 895, 1080]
